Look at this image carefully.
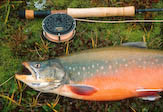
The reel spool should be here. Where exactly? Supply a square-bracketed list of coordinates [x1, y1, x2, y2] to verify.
[42, 13, 76, 43]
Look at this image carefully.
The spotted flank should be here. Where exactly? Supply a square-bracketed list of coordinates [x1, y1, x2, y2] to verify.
[15, 47, 163, 101]
[63, 60, 111, 81]
[61, 54, 163, 82]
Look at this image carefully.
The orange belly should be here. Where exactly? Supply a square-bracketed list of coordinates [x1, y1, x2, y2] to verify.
[76, 65, 163, 101]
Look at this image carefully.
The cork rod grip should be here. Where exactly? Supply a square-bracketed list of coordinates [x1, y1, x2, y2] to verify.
[67, 6, 135, 17]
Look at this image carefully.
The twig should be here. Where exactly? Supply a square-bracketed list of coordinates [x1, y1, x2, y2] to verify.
[0, 75, 14, 87]
[52, 95, 60, 108]
[36, 92, 42, 102]
[0, 94, 21, 106]
[65, 42, 69, 55]
[35, 46, 44, 60]
[129, 106, 137, 112]
[4, 0, 10, 24]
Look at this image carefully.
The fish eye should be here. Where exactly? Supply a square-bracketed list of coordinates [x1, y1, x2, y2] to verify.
[34, 64, 41, 68]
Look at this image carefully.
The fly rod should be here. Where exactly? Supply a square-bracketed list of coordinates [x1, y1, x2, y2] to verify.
[19, 6, 163, 19]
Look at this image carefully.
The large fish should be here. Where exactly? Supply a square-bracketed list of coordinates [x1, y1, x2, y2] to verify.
[15, 45, 163, 101]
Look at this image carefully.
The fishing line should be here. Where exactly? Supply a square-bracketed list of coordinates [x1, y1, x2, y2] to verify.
[0, 75, 14, 87]
[75, 19, 163, 23]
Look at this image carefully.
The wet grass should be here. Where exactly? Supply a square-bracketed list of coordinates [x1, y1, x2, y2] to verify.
[0, 0, 163, 111]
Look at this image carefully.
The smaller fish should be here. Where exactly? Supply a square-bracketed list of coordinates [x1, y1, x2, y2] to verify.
[15, 43, 163, 101]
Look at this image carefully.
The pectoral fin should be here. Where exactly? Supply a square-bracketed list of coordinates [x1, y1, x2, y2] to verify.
[69, 84, 97, 96]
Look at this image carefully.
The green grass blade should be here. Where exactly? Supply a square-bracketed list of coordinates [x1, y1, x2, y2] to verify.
[4, 4, 10, 24]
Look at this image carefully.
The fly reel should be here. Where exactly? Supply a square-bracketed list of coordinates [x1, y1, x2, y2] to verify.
[42, 13, 76, 43]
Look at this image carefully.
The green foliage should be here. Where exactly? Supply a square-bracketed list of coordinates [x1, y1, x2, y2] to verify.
[23, 19, 42, 43]
[42, 105, 52, 112]
[124, 24, 145, 42]
[0, 44, 21, 111]
[49, 0, 70, 8]
[68, 0, 91, 8]
[0, 44, 21, 89]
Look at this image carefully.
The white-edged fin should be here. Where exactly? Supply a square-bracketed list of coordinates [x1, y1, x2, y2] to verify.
[140, 95, 161, 101]
[136, 88, 162, 101]
[122, 42, 147, 48]
[136, 89, 162, 92]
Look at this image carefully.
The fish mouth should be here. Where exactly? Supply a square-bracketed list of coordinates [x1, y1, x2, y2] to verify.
[19, 62, 31, 75]
[15, 62, 34, 81]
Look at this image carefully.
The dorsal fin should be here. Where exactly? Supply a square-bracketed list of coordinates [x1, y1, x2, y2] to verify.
[122, 42, 147, 48]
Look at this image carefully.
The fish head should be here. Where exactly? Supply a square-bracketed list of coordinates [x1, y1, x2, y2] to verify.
[15, 60, 66, 91]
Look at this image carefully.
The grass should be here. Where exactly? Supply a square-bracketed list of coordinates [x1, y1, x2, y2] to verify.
[0, 0, 163, 111]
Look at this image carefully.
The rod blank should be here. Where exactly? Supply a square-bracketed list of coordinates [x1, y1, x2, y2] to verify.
[19, 6, 163, 19]
[136, 8, 163, 13]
